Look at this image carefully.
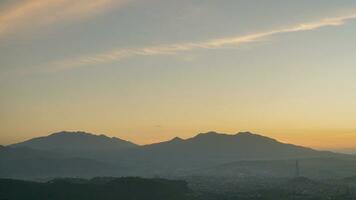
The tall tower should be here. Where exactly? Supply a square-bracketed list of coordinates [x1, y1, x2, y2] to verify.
[295, 160, 300, 177]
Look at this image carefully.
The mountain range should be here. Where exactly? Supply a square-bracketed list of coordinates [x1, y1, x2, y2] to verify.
[1, 131, 354, 179]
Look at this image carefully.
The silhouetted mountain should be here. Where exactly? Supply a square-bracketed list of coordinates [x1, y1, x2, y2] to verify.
[10, 131, 138, 160]
[1, 131, 350, 179]
[122, 132, 340, 175]
[0, 146, 120, 179]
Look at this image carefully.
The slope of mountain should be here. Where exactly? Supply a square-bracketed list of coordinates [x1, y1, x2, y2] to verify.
[121, 132, 341, 176]
[0, 146, 121, 179]
[10, 131, 138, 160]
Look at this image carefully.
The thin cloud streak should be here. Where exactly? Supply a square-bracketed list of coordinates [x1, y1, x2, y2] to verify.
[0, 0, 128, 36]
[46, 12, 356, 72]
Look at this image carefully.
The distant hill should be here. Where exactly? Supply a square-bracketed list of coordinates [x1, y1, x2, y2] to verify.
[0, 177, 192, 200]
[10, 131, 138, 160]
[121, 132, 341, 175]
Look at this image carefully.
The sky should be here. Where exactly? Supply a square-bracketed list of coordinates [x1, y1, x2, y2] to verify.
[1, 0, 356, 151]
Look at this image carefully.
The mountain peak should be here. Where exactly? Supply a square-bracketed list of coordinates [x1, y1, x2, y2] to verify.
[236, 131, 255, 136]
[194, 131, 267, 140]
[194, 131, 224, 138]
[170, 137, 184, 142]
[202, 131, 220, 135]
[50, 131, 96, 137]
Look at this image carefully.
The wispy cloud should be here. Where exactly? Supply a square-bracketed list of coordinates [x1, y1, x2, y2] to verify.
[0, 0, 128, 36]
[43, 12, 356, 72]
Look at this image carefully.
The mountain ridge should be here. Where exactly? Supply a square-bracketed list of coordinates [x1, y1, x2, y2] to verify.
[10, 131, 137, 150]
[1, 130, 348, 179]
[8, 131, 138, 161]
[116, 131, 342, 176]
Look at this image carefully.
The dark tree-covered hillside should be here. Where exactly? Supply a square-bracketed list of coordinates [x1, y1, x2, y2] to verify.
[0, 177, 193, 200]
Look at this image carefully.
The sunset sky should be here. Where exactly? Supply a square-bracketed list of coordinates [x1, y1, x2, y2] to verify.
[1, 0, 356, 151]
